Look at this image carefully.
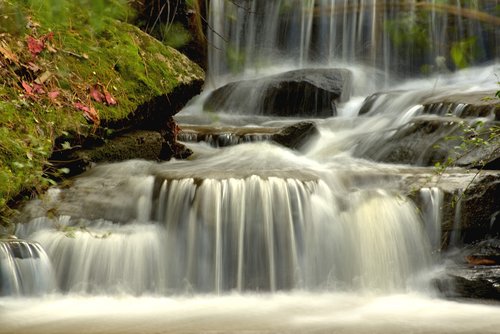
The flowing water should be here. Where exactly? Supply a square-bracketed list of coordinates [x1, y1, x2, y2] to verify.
[1, 0, 500, 333]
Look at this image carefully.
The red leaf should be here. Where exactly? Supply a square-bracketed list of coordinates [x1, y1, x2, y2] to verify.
[27, 36, 44, 57]
[21, 81, 33, 95]
[74, 102, 100, 125]
[48, 90, 60, 102]
[84, 106, 100, 124]
[90, 85, 105, 103]
[103, 89, 117, 105]
[32, 83, 45, 94]
[74, 102, 90, 112]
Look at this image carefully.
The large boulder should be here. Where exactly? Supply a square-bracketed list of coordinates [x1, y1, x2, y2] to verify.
[204, 68, 352, 117]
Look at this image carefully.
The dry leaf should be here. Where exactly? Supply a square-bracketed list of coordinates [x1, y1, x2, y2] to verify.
[103, 88, 117, 105]
[27, 36, 44, 57]
[48, 90, 60, 102]
[90, 84, 105, 103]
[21, 81, 33, 95]
[75, 102, 100, 125]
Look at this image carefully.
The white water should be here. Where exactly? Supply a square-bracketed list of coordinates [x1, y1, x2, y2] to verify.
[2, 293, 500, 334]
[2, 1, 500, 332]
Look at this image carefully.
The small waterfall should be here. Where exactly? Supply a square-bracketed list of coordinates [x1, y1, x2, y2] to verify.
[419, 187, 444, 252]
[0, 239, 55, 296]
[14, 167, 432, 295]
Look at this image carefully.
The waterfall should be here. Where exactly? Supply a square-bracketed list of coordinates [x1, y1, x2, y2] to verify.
[1, 1, 499, 332]
[207, 0, 497, 87]
[419, 187, 444, 252]
[14, 171, 431, 295]
[0, 239, 55, 296]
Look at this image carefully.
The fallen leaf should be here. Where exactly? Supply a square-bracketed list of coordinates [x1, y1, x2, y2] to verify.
[32, 83, 45, 94]
[74, 102, 100, 125]
[84, 106, 100, 125]
[27, 36, 44, 57]
[103, 88, 117, 105]
[74, 102, 90, 112]
[48, 90, 60, 102]
[21, 81, 33, 95]
[90, 84, 105, 103]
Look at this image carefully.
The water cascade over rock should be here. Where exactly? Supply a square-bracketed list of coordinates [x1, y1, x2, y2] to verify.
[1, 1, 500, 333]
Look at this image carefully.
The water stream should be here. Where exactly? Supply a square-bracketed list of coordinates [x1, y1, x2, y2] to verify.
[1, 0, 499, 333]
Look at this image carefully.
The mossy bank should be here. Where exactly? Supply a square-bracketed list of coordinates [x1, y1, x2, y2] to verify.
[0, 0, 204, 229]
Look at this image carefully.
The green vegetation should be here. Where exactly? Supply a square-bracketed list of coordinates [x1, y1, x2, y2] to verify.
[0, 0, 204, 230]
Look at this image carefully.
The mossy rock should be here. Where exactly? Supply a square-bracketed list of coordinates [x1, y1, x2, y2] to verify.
[0, 1, 204, 227]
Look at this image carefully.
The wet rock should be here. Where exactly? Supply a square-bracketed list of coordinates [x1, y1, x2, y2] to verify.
[359, 89, 499, 119]
[178, 125, 274, 147]
[50, 129, 193, 176]
[434, 266, 500, 300]
[435, 241, 500, 300]
[356, 117, 461, 166]
[272, 121, 319, 150]
[356, 117, 499, 168]
[451, 176, 500, 245]
[177, 121, 318, 150]
[204, 68, 352, 117]
[422, 91, 499, 120]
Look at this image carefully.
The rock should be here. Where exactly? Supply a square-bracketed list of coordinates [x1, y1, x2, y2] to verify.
[422, 91, 500, 120]
[453, 176, 500, 245]
[358, 90, 499, 119]
[272, 121, 319, 150]
[177, 121, 318, 150]
[355, 117, 499, 168]
[355, 117, 461, 166]
[434, 266, 500, 300]
[434, 240, 500, 300]
[49, 127, 194, 176]
[204, 68, 352, 117]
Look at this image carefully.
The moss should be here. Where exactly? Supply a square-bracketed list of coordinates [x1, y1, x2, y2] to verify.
[0, 0, 204, 227]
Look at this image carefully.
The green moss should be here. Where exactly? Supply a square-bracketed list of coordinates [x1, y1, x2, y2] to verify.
[0, 0, 204, 228]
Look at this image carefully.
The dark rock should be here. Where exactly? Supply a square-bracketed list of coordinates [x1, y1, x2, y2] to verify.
[50, 130, 165, 176]
[457, 176, 500, 244]
[204, 68, 352, 117]
[356, 117, 499, 168]
[434, 240, 500, 300]
[434, 266, 500, 300]
[272, 121, 319, 150]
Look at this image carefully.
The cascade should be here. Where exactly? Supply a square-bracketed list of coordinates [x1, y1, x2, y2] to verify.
[0, 239, 55, 296]
[1, 0, 500, 333]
